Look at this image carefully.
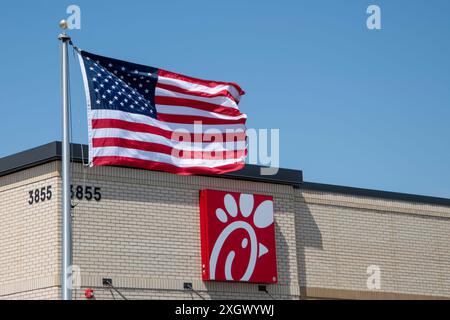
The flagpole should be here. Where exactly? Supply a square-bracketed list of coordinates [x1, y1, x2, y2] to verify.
[58, 25, 72, 300]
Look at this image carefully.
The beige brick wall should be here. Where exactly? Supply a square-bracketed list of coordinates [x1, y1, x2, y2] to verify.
[0, 162, 60, 299]
[69, 163, 299, 300]
[68, 163, 450, 300]
[297, 191, 450, 298]
[1, 160, 449, 299]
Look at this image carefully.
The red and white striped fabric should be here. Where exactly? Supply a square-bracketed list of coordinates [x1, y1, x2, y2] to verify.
[78, 51, 247, 175]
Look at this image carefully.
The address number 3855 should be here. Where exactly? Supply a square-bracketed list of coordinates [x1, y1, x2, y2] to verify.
[28, 185, 102, 205]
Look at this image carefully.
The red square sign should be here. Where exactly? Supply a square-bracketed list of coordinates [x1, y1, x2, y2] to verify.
[200, 189, 277, 283]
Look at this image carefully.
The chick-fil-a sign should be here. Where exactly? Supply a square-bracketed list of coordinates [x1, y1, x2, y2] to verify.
[200, 189, 277, 283]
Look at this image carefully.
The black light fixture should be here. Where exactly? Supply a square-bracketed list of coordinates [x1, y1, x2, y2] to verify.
[102, 278, 113, 286]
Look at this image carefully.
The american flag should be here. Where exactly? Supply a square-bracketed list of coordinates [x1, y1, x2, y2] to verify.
[78, 50, 247, 175]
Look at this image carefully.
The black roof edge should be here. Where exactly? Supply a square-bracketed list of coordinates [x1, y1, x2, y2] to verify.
[301, 181, 450, 207]
[1, 142, 449, 207]
[0, 141, 303, 187]
[0, 141, 61, 177]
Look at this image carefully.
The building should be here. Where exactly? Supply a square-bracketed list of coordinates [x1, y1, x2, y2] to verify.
[0, 141, 449, 300]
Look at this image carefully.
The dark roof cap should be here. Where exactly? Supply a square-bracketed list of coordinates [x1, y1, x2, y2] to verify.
[1, 142, 449, 207]
[0, 141, 302, 187]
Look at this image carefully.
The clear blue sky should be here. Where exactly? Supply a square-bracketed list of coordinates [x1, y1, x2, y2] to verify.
[0, 0, 449, 197]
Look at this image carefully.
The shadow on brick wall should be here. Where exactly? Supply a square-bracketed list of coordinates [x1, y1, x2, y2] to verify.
[295, 194, 323, 298]
[274, 221, 291, 293]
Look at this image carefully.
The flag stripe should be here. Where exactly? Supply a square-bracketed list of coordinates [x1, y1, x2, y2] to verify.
[93, 137, 246, 160]
[155, 105, 247, 121]
[93, 156, 245, 176]
[158, 75, 240, 103]
[156, 82, 239, 106]
[156, 114, 246, 125]
[92, 119, 246, 142]
[92, 146, 246, 168]
[155, 96, 240, 116]
[155, 86, 238, 110]
[158, 69, 244, 100]
[92, 128, 247, 152]
[91, 109, 246, 132]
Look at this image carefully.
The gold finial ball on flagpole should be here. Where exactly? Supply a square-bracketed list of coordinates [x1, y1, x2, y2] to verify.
[59, 19, 68, 30]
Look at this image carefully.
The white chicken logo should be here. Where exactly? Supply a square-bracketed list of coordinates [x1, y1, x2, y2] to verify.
[209, 193, 274, 281]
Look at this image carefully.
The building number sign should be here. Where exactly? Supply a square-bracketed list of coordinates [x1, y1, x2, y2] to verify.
[28, 186, 52, 205]
[71, 185, 101, 201]
[28, 185, 102, 205]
